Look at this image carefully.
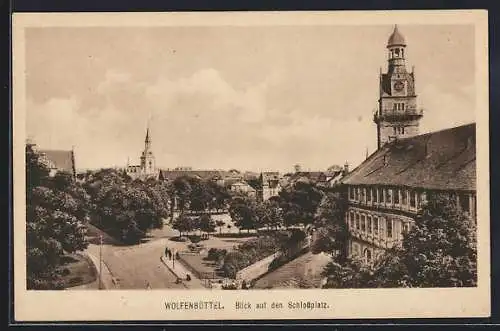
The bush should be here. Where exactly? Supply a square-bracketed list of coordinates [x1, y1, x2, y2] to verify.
[188, 235, 203, 243]
[207, 248, 228, 261]
[221, 236, 280, 278]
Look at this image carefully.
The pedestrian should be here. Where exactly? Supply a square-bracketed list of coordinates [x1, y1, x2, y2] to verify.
[146, 281, 151, 290]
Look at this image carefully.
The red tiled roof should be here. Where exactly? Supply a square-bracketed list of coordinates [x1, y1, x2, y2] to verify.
[342, 123, 476, 191]
[39, 149, 75, 174]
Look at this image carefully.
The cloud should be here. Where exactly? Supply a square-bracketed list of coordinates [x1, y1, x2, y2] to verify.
[26, 64, 476, 172]
[419, 83, 475, 133]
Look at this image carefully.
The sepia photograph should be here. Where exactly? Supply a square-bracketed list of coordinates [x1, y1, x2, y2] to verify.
[13, 10, 490, 321]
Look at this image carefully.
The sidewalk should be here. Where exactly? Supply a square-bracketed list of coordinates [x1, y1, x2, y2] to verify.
[83, 250, 117, 290]
[160, 255, 206, 289]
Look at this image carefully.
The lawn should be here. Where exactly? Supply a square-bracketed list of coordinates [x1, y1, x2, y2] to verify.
[57, 253, 97, 288]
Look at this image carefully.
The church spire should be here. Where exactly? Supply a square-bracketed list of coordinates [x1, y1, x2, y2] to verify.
[144, 120, 151, 151]
[145, 126, 151, 144]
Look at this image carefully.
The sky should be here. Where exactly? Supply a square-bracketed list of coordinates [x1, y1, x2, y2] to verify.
[25, 24, 475, 173]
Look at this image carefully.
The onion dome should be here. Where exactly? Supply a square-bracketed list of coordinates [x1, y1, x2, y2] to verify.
[387, 25, 406, 47]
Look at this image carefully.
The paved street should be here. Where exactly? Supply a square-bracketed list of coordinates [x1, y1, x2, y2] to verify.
[82, 222, 254, 290]
[85, 224, 186, 290]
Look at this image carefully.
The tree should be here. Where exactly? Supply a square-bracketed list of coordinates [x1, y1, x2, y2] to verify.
[84, 170, 167, 244]
[229, 195, 258, 233]
[26, 144, 89, 289]
[188, 178, 211, 213]
[278, 181, 324, 227]
[322, 257, 375, 289]
[321, 192, 477, 288]
[172, 176, 192, 212]
[198, 214, 216, 237]
[311, 191, 348, 263]
[172, 214, 193, 237]
[206, 181, 231, 212]
[397, 192, 477, 287]
[255, 199, 283, 231]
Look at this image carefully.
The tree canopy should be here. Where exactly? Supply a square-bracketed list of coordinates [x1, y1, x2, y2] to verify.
[322, 192, 477, 288]
[26, 144, 89, 289]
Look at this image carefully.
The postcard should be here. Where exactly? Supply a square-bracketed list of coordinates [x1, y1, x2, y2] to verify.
[13, 10, 490, 321]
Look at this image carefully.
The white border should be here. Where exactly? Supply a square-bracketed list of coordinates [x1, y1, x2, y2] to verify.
[12, 10, 490, 321]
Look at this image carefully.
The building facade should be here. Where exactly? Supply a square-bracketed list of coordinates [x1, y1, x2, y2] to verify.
[229, 181, 257, 198]
[341, 26, 476, 263]
[259, 172, 282, 201]
[126, 127, 159, 180]
[343, 123, 476, 263]
[374, 25, 423, 149]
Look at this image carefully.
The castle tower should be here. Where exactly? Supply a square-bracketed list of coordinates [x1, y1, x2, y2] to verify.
[140, 125, 156, 176]
[374, 25, 423, 149]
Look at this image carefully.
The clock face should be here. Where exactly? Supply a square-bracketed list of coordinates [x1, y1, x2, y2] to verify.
[394, 81, 404, 91]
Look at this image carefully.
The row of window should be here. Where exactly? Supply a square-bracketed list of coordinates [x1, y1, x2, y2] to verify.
[348, 186, 421, 210]
[348, 186, 476, 216]
[347, 210, 411, 240]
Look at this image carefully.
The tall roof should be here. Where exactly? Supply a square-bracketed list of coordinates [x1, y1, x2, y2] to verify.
[342, 123, 476, 191]
[387, 25, 406, 47]
[39, 149, 76, 174]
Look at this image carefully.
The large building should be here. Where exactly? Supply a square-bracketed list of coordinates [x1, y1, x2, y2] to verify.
[341, 26, 476, 263]
[125, 127, 159, 180]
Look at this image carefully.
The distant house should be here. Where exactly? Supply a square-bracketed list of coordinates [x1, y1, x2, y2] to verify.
[38, 148, 76, 179]
[325, 164, 349, 187]
[229, 181, 257, 198]
[287, 171, 327, 186]
[259, 172, 281, 201]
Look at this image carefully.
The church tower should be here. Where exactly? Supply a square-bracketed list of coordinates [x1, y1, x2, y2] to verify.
[374, 25, 423, 149]
[140, 125, 156, 176]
